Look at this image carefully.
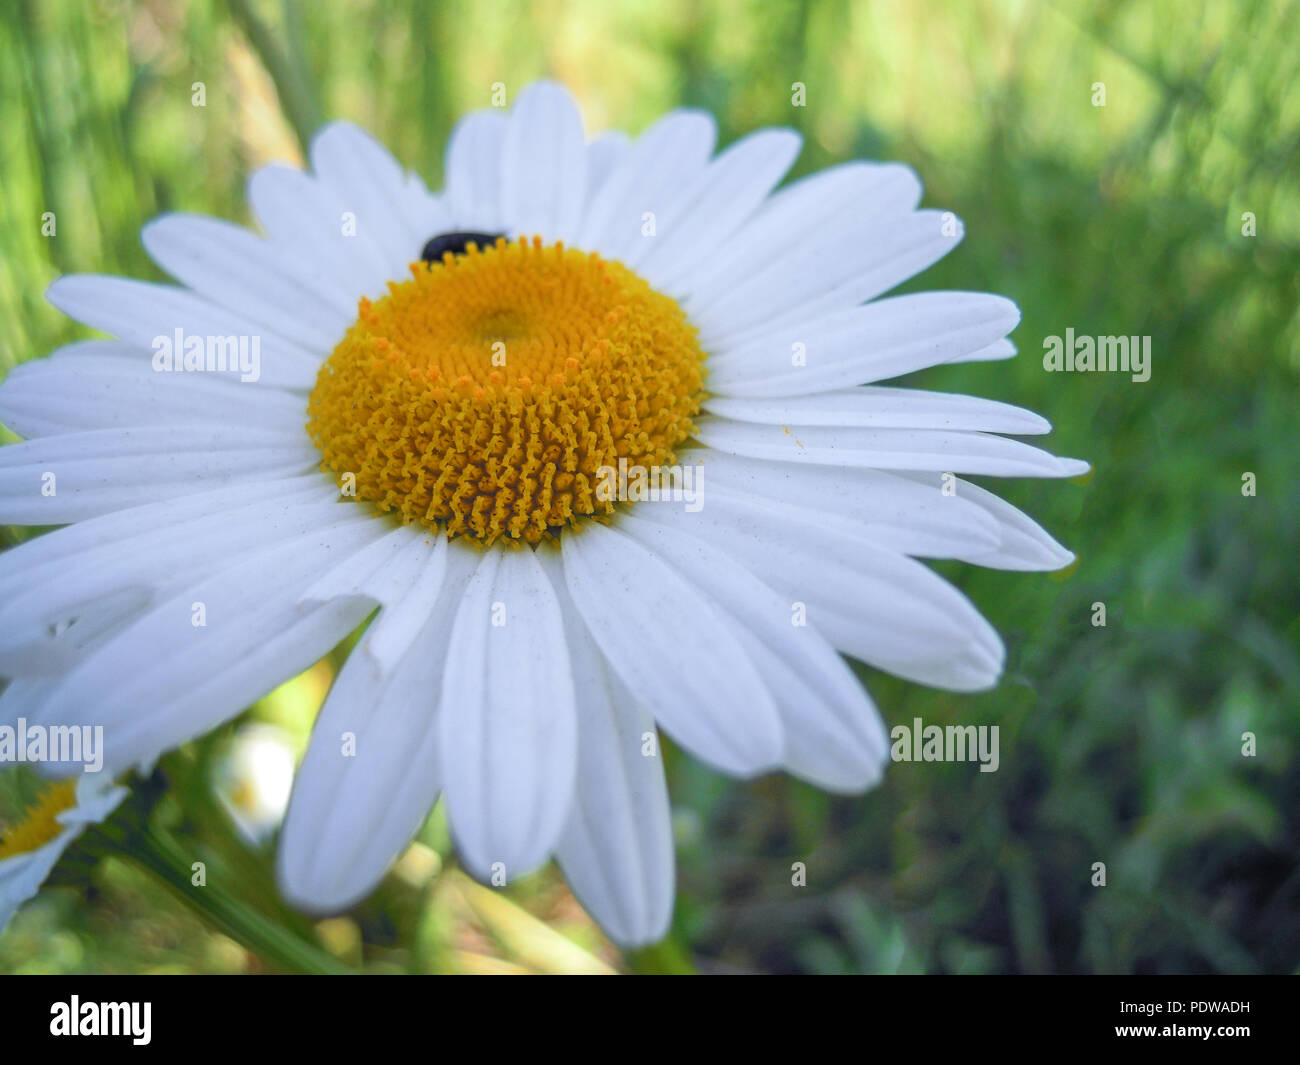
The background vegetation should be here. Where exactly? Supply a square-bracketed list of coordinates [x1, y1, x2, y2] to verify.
[1, 0, 1297, 974]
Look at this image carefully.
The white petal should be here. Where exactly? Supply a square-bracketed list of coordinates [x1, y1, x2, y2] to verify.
[0, 480, 332, 680]
[706, 291, 1021, 397]
[397, 173, 454, 242]
[618, 513, 889, 792]
[299, 522, 429, 611]
[682, 161, 920, 308]
[631, 128, 802, 291]
[561, 521, 782, 775]
[704, 386, 1051, 435]
[686, 447, 1002, 559]
[443, 110, 508, 231]
[65, 773, 132, 826]
[0, 589, 150, 678]
[696, 210, 965, 351]
[0, 341, 307, 438]
[0, 425, 320, 524]
[695, 417, 1091, 478]
[544, 554, 674, 947]
[579, 109, 716, 259]
[12, 514, 389, 772]
[891, 472, 1077, 571]
[141, 213, 353, 348]
[310, 121, 426, 274]
[584, 131, 630, 201]
[627, 487, 1004, 692]
[278, 536, 474, 912]
[438, 546, 578, 881]
[0, 474, 330, 604]
[45, 275, 323, 388]
[955, 338, 1017, 362]
[0, 817, 80, 929]
[499, 81, 587, 243]
[352, 529, 457, 671]
[0, 489, 346, 665]
[247, 164, 394, 302]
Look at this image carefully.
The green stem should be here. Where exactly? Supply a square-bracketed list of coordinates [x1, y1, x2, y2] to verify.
[625, 934, 698, 975]
[131, 825, 348, 975]
[224, 0, 322, 155]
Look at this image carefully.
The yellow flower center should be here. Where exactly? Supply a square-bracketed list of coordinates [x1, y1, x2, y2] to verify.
[307, 236, 706, 546]
[0, 778, 77, 860]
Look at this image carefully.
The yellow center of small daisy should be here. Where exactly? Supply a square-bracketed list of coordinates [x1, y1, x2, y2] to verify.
[308, 236, 707, 545]
[0, 778, 77, 860]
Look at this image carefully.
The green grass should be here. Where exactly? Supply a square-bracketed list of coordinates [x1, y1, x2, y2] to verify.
[1, 0, 1298, 973]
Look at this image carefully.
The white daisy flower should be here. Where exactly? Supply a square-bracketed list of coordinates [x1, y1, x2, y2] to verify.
[0, 81, 1085, 947]
[0, 774, 128, 931]
[212, 724, 296, 846]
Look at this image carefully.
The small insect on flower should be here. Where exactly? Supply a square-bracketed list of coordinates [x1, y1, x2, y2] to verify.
[420, 231, 505, 263]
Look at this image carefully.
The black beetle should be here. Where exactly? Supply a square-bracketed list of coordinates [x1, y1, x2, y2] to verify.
[420, 231, 505, 263]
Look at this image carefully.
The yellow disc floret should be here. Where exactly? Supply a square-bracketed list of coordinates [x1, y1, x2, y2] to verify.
[308, 236, 706, 546]
[0, 778, 77, 859]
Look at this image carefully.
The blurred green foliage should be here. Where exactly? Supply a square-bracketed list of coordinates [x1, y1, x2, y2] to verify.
[1, 0, 1297, 973]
